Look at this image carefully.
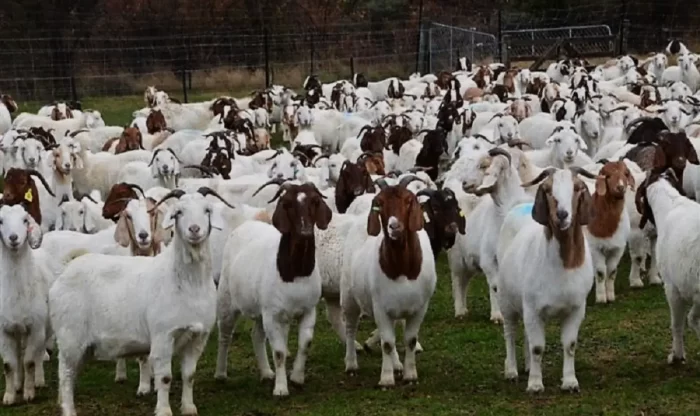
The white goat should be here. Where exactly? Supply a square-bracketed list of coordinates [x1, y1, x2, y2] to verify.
[49, 188, 221, 416]
[496, 167, 594, 393]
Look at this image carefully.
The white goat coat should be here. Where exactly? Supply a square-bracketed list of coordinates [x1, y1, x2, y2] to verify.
[48, 239, 217, 362]
[218, 221, 322, 319]
[341, 220, 436, 321]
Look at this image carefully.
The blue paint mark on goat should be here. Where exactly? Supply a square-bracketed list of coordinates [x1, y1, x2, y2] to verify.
[510, 202, 533, 218]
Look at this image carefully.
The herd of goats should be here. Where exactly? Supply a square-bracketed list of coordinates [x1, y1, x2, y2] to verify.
[0, 38, 700, 415]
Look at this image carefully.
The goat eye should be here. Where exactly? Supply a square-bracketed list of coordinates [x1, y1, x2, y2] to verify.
[79, 210, 84, 215]
[23, 219, 28, 225]
[205, 208, 212, 214]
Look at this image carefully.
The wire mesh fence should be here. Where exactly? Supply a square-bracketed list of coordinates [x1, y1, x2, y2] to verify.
[1, 1, 700, 102]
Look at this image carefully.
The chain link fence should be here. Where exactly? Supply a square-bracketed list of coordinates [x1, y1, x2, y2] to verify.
[503, 25, 615, 61]
[425, 23, 498, 72]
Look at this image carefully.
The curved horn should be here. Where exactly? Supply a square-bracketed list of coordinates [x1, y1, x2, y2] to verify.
[292, 151, 310, 163]
[507, 139, 533, 149]
[357, 151, 376, 161]
[27, 169, 55, 197]
[183, 164, 216, 177]
[408, 166, 434, 173]
[150, 189, 186, 212]
[521, 167, 557, 187]
[251, 177, 289, 198]
[264, 149, 282, 161]
[416, 188, 437, 198]
[196, 186, 236, 209]
[488, 147, 512, 165]
[126, 183, 146, 198]
[165, 148, 182, 163]
[569, 166, 598, 180]
[488, 113, 503, 123]
[472, 134, 496, 144]
[313, 154, 330, 166]
[267, 182, 295, 204]
[79, 193, 99, 205]
[374, 178, 390, 190]
[624, 116, 659, 132]
[355, 125, 374, 139]
[398, 174, 427, 188]
[148, 148, 163, 166]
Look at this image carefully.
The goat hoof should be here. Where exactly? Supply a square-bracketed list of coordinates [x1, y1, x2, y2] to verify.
[213, 373, 227, 382]
[668, 353, 686, 365]
[362, 343, 373, 353]
[526, 383, 545, 394]
[560, 379, 580, 393]
[181, 404, 198, 416]
[346, 369, 358, 377]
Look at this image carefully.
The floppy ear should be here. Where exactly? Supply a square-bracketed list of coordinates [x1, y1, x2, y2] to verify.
[653, 146, 668, 169]
[314, 198, 333, 230]
[457, 206, 466, 234]
[367, 203, 382, 236]
[626, 169, 636, 190]
[687, 141, 700, 164]
[595, 175, 607, 196]
[27, 214, 43, 249]
[83, 207, 97, 233]
[114, 214, 131, 247]
[272, 204, 291, 233]
[532, 186, 550, 226]
[161, 206, 176, 230]
[545, 136, 556, 147]
[55, 209, 64, 230]
[407, 195, 424, 232]
[577, 136, 588, 151]
[577, 186, 593, 226]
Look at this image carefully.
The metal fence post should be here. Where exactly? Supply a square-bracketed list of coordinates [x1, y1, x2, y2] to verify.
[620, 19, 630, 55]
[415, 0, 424, 73]
[449, 26, 453, 70]
[350, 56, 355, 78]
[181, 70, 188, 104]
[264, 28, 271, 88]
[501, 34, 511, 67]
[310, 36, 315, 75]
[470, 30, 475, 64]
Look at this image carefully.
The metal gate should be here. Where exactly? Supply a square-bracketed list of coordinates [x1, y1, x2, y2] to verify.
[427, 22, 498, 72]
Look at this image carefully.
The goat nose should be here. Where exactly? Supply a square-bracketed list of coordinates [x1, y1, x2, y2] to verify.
[276, 173, 284, 179]
[9, 234, 18, 243]
[63, 163, 71, 169]
[616, 184, 625, 193]
[189, 225, 201, 234]
[138, 231, 149, 240]
[556, 210, 569, 221]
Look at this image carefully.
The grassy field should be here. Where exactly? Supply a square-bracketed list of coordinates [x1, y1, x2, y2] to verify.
[3, 95, 698, 416]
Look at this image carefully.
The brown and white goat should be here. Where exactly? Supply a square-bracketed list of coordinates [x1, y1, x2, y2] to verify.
[102, 127, 145, 154]
[335, 160, 376, 213]
[215, 182, 332, 396]
[2, 168, 55, 226]
[584, 161, 635, 303]
[341, 176, 437, 387]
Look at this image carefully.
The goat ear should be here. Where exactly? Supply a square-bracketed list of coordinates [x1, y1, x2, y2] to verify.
[73, 153, 84, 170]
[161, 206, 176, 230]
[114, 214, 131, 247]
[457, 206, 466, 234]
[652, 146, 668, 169]
[27, 214, 43, 249]
[272, 204, 291, 233]
[83, 208, 97, 233]
[334, 173, 348, 213]
[687, 141, 700, 165]
[577, 137, 588, 151]
[55, 209, 64, 230]
[595, 175, 607, 196]
[532, 186, 550, 226]
[407, 195, 424, 232]
[367, 204, 382, 236]
[314, 198, 332, 230]
[577, 186, 593, 226]
[626, 170, 636, 190]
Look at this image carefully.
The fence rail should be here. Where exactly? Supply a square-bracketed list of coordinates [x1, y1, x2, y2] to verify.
[1, 2, 700, 102]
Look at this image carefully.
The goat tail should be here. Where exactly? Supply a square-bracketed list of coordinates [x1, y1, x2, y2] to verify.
[62, 248, 91, 265]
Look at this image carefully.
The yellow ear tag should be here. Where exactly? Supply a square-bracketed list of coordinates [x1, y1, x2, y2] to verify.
[371, 206, 381, 212]
[458, 210, 464, 217]
[24, 189, 33, 203]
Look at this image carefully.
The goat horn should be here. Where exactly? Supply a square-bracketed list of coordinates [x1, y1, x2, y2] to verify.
[409, 166, 434, 173]
[292, 151, 310, 163]
[356, 125, 373, 139]
[473, 134, 496, 144]
[252, 177, 289, 198]
[374, 178, 390, 190]
[79, 193, 99, 204]
[183, 164, 216, 177]
[27, 169, 55, 197]
[521, 167, 557, 187]
[196, 186, 235, 209]
[165, 148, 182, 163]
[416, 188, 437, 198]
[488, 147, 512, 165]
[398, 174, 427, 188]
[264, 149, 282, 161]
[150, 189, 185, 212]
[313, 154, 330, 166]
[569, 166, 598, 180]
[507, 139, 533, 149]
[148, 148, 163, 166]
[266, 181, 295, 204]
[126, 183, 146, 199]
[625, 116, 659, 133]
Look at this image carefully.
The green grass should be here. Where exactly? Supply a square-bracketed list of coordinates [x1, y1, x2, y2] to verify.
[3, 96, 697, 415]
